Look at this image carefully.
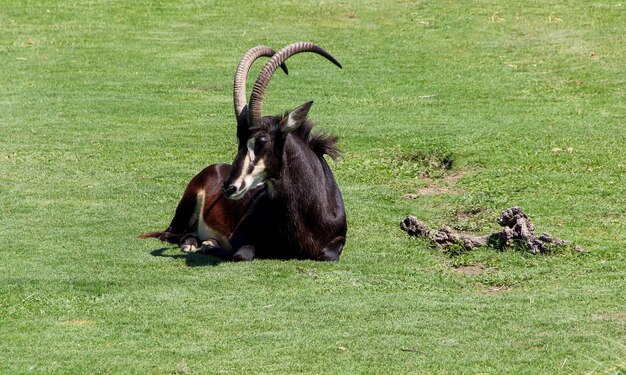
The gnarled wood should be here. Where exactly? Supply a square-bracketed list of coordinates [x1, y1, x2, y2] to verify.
[400, 207, 582, 254]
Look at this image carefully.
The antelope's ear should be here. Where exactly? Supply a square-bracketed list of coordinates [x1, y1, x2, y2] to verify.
[281, 101, 313, 133]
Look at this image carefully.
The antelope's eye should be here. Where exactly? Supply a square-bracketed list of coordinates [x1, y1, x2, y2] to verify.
[256, 136, 267, 146]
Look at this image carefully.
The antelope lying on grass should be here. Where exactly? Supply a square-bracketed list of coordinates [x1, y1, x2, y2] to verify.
[141, 42, 346, 261]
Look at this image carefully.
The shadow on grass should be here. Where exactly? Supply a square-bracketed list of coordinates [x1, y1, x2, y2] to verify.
[150, 247, 225, 267]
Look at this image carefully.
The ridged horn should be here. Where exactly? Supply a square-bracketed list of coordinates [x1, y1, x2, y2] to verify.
[247, 42, 342, 128]
[233, 46, 288, 124]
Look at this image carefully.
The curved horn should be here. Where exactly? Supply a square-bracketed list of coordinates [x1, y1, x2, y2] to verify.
[233, 46, 289, 124]
[248, 42, 342, 128]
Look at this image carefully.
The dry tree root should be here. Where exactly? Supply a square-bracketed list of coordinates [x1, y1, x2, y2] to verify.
[400, 207, 583, 254]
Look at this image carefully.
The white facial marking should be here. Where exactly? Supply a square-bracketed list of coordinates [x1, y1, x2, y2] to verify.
[230, 139, 253, 190]
[246, 138, 256, 162]
[228, 137, 267, 199]
[244, 158, 266, 189]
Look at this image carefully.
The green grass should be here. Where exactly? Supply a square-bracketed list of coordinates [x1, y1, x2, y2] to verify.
[1, 0, 624, 373]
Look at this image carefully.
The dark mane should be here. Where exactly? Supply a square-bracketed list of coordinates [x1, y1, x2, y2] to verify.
[286, 116, 341, 161]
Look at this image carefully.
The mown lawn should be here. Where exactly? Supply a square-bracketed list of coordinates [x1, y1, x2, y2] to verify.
[1, 0, 624, 373]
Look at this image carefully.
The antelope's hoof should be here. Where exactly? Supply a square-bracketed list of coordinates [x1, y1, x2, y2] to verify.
[179, 235, 200, 253]
[232, 246, 255, 262]
[180, 244, 198, 253]
[200, 239, 219, 251]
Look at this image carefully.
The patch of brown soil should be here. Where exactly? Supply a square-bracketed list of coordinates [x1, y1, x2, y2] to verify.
[441, 170, 473, 184]
[455, 207, 486, 221]
[452, 264, 486, 275]
[402, 170, 474, 199]
[403, 184, 464, 199]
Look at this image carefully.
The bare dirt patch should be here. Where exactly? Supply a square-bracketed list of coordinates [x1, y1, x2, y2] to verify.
[455, 207, 486, 221]
[451, 264, 486, 275]
[441, 170, 473, 184]
[403, 184, 464, 199]
[402, 170, 474, 199]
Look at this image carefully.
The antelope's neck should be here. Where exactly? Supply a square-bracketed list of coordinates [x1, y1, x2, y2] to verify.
[275, 136, 329, 204]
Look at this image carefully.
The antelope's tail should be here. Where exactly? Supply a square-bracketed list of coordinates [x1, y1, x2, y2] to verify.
[138, 231, 167, 240]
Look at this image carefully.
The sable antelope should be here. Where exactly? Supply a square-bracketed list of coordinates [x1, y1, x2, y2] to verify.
[217, 41, 346, 261]
[142, 42, 347, 262]
[139, 45, 287, 252]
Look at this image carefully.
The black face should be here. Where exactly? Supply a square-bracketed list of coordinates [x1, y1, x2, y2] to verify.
[223, 102, 313, 200]
[223, 120, 282, 200]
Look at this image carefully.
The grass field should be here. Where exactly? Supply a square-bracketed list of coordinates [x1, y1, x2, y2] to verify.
[1, 0, 624, 373]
